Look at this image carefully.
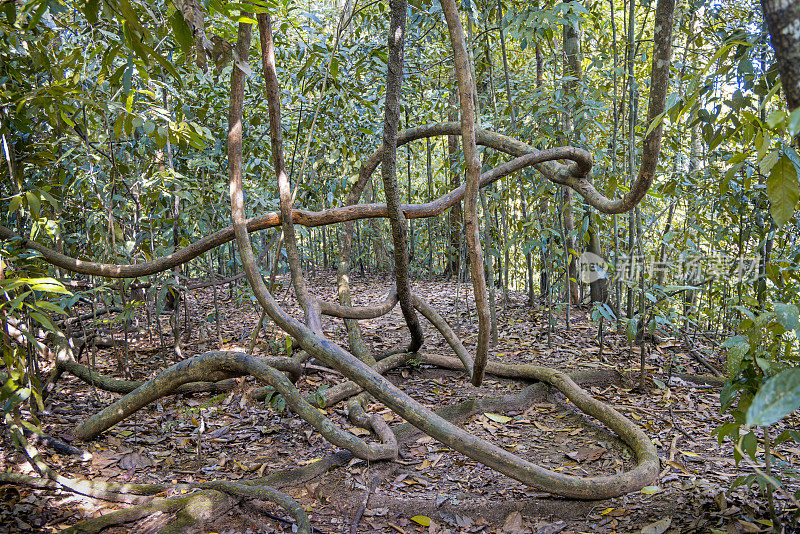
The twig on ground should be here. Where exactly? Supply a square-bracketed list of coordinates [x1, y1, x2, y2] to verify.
[350, 472, 380, 534]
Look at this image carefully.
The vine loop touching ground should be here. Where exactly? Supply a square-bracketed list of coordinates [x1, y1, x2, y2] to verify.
[4, 0, 677, 517]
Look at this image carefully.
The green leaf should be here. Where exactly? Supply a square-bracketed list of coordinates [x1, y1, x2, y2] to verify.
[726, 340, 750, 379]
[34, 301, 67, 315]
[8, 194, 22, 214]
[114, 113, 125, 139]
[741, 431, 757, 461]
[760, 149, 780, 176]
[766, 110, 787, 130]
[774, 302, 800, 340]
[766, 155, 799, 227]
[25, 192, 40, 219]
[625, 318, 637, 343]
[746, 368, 800, 427]
[3, 0, 15, 25]
[84, 0, 99, 24]
[139, 40, 181, 85]
[27, 1, 49, 30]
[789, 107, 800, 137]
[117, 0, 145, 36]
[28, 278, 71, 295]
[29, 311, 56, 332]
[643, 111, 666, 139]
[170, 10, 193, 55]
[1, 290, 31, 312]
[757, 130, 770, 162]
[39, 189, 59, 211]
[410, 515, 431, 527]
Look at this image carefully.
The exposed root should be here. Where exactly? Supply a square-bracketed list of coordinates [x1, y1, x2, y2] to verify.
[57, 482, 309, 534]
[347, 393, 398, 458]
[412, 294, 474, 375]
[72, 351, 398, 461]
[57, 327, 656, 500]
[318, 290, 399, 319]
[309, 344, 658, 498]
[1, 364, 644, 533]
[22, 428, 92, 460]
[201, 480, 309, 533]
[318, 350, 411, 407]
[3, 421, 314, 533]
[58, 489, 236, 534]
[49, 358, 239, 397]
[669, 371, 725, 387]
[72, 344, 656, 498]
[6, 423, 163, 503]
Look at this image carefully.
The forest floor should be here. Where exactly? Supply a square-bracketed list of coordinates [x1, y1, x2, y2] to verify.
[2, 271, 799, 534]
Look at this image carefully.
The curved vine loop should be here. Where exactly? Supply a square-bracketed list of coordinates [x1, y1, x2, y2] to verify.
[9, 0, 677, 503]
[219, 1, 674, 499]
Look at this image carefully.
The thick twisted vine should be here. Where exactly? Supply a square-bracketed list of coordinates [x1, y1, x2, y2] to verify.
[0, 141, 587, 283]
[221, 9, 667, 499]
[256, 13, 322, 335]
[380, 0, 424, 355]
[9, 0, 677, 507]
[72, 351, 397, 460]
[439, 0, 490, 386]
[5, 419, 310, 533]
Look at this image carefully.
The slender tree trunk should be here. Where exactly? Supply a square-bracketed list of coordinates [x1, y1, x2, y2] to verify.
[558, 191, 572, 329]
[561, 19, 582, 306]
[500, 194, 509, 306]
[441, 0, 491, 384]
[587, 211, 608, 304]
[563, 187, 578, 305]
[406, 110, 415, 267]
[497, 0, 516, 125]
[610, 0, 621, 323]
[446, 76, 462, 278]
[257, 13, 322, 335]
[539, 198, 550, 297]
[520, 196, 534, 305]
[364, 179, 389, 270]
[656, 202, 676, 287]
[426, 137, 434, 276]
[480, 190, 499, 345]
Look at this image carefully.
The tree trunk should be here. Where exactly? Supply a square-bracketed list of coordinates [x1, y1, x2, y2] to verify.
[761, 0, 800, 110]
[497, 0, 515, 125]
[426, 137, 434, 276]
[561, 17, 582, 306]
[441, 0, 491, 384]
[563, 187, 579, 305]
[446, 76, 462, 278]
[520, 196, 534, 305]
[365, 178, 389, 270]
[381, 0, 424, 353]
[480, 190, 499, 345]
[587, 211, 608, 304]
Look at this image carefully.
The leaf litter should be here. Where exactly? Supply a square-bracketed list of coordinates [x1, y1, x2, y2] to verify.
[2, 272, 800, 533]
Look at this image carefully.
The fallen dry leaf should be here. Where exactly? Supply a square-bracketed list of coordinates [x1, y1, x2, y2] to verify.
[640, 517, 671, 534]
[501, 511, 531, 533]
